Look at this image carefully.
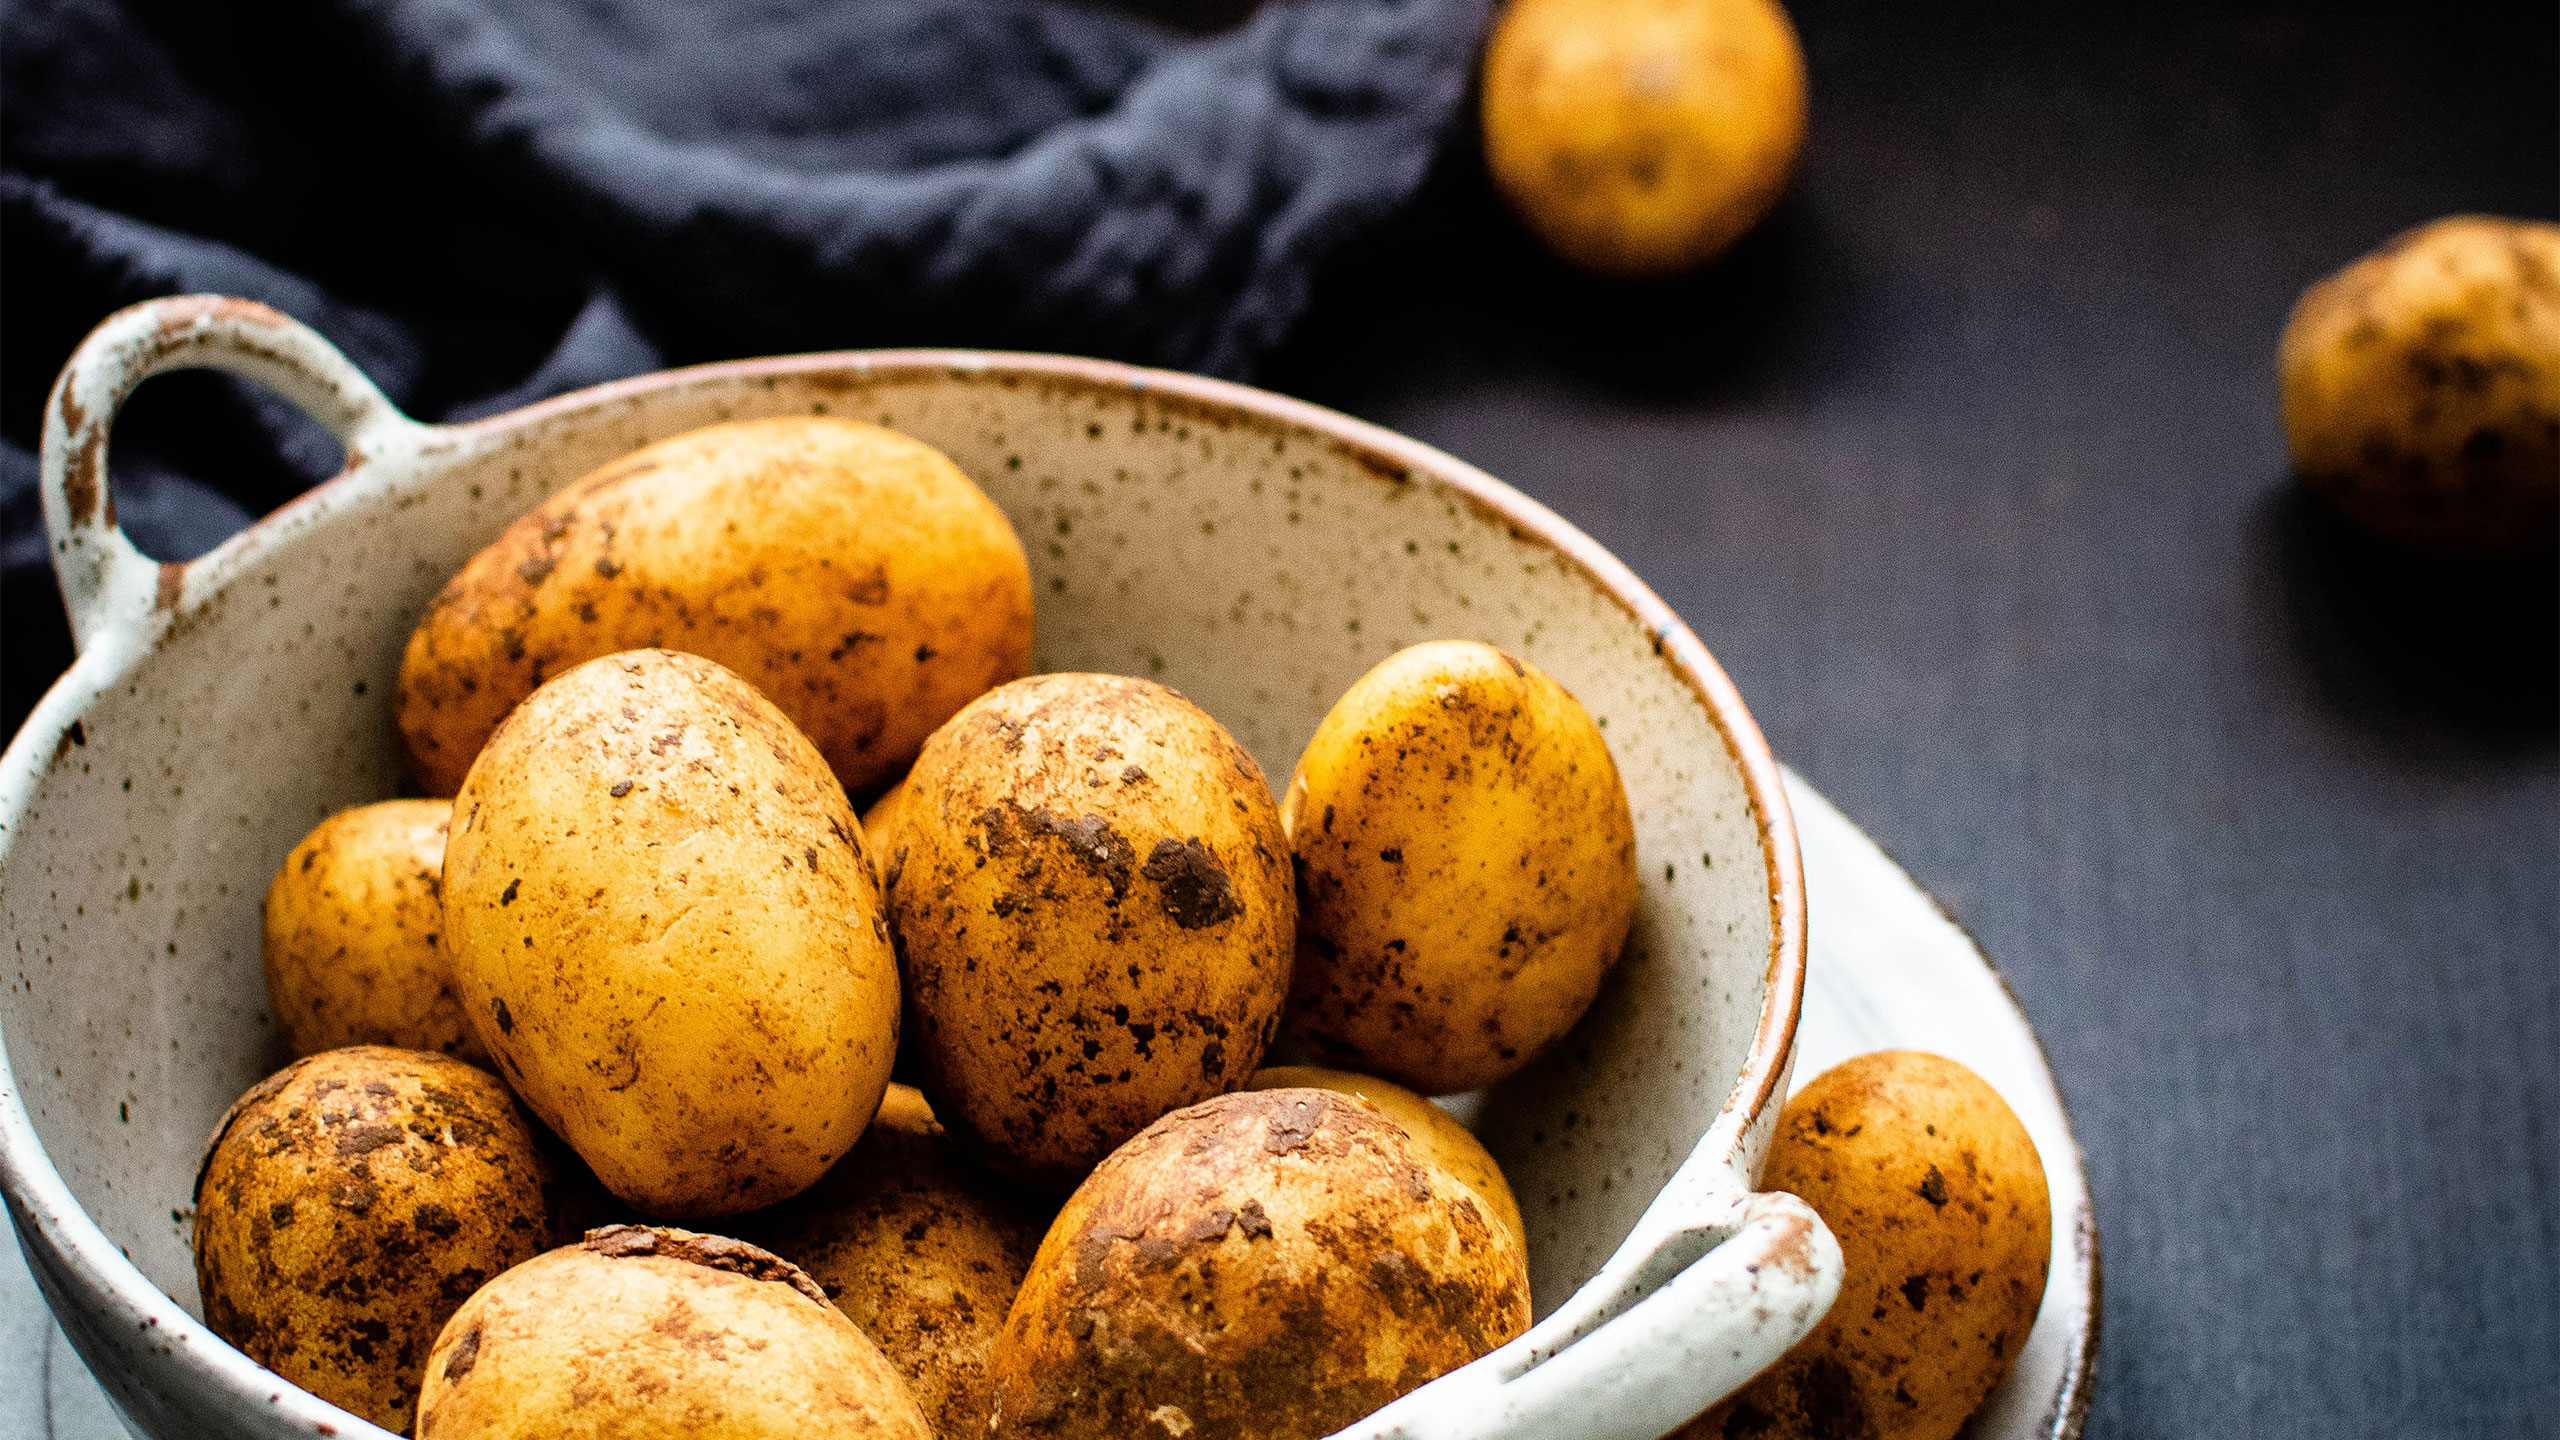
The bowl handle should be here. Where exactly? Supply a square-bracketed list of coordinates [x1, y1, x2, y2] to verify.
[1338, 1179, 1842, 1440]
[38, 295, 421, 653]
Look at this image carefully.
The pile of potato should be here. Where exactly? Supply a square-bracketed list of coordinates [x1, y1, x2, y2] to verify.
[198, 414, 2049, 1440]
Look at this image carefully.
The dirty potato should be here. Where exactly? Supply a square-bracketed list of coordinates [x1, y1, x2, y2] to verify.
[890, 674, 1294, 1188]
[262, 799, 483, 1064]
[398, 416, 1034, 798]
[193, 1046, 563, 1433]
[741, 1084, 1048, 1439]
[988, 1088, 1529, 1439]
[1249, 1065, 1526, 1257]
[862, 775, 912, 888]
[1482, 0, 1808, 277]
[1681, 1051, 2050, 1440]
[2280, 215, 2560, 551]
[443, 649, 900, 1218]
[415, 1225, 931, 1439]
[863, 777, 923, 1079]
[1283, 640, 1638, 1095]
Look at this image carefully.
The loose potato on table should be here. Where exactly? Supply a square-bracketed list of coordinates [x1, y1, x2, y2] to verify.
[1248, 1064, 1526, 1257]
[262, 798, 482, 1064]
[890, 673, 1294, 1188]
[1283, 640, 1638, 1095]
[2280, 215, 2560, 552]
[1682, 1050, 2050, 1440]
[193, 1046, 564, 1434]
[989, 1088, 1529, 1440]
[1482, 0, 1808, 277]
[443, 648, 900, 1219]
[397, 415, 1033, 798]
[741, 1084, 1047, 1440]
[415, 1225, 931, 1439]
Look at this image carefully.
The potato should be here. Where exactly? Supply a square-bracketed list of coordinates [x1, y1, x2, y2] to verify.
[862, 774, 911, 888]
[1681, 1051, 2050, 1440]
[989, 1088, 1526, 1438]
[1282, 641, 1638, 1095]
[890, 673, 1294, 1187]
[2279, 215, 2560, 552]
[740, 1084, 1048, 1439]
[1248, 1065, 1526, 1257]
[1482, 0, 1808, 277]
[443, 648, 899, 1218]
[262, 799, 483, 1065]
[862, 779, 922, 1073]
[415, 1225, 932, 1439]
[398, 416, 1034, 798]
[193, 1046, 563, 1433]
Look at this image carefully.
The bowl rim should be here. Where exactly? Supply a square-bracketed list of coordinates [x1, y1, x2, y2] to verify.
[0, 345, 1806, 1435]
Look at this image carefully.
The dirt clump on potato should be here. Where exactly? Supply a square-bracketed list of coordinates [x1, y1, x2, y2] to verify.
[193, 1046, 564, 1434]
[1283, 640, 1638, 1095]
[988, 1087, 1529, 1440]
[262, 799, 481, 1065]
[741, 1084, 1048, 1439]
[414, 1224, 932, 1438]
[397, 415, 1032, 797]
[889, 673, 1294, 1188]
[2280, 215, 2560, 552]
[1483, 0, 1807, 277]
[443, 648, 899, 1219]
[1681, 1050, 2050, 1440]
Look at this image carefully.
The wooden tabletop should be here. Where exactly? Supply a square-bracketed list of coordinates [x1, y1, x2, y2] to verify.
[1267, 0, 2559, 1432]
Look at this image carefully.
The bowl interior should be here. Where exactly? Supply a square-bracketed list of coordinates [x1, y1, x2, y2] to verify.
[0, 355, 1780, 1326]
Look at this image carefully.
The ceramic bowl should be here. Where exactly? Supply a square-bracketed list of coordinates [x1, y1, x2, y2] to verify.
[0, 296, 1833, 1440]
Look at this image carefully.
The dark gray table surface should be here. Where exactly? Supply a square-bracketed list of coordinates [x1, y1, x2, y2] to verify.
[1265, 0, 2559, 1434]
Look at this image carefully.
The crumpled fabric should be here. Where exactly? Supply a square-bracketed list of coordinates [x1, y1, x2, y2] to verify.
[0, 0, 1490, 729]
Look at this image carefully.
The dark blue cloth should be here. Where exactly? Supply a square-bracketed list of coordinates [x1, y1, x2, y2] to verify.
[0, 0, 1490, 730]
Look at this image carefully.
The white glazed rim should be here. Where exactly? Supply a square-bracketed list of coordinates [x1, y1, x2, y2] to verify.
[0, 345, 1809, 1436]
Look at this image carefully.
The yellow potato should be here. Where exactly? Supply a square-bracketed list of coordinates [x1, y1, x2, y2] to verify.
[988, 1088, 1529, 1439]
[862, 774, 911, 888]
[890, 673, 1294, 1188]
[444, 648, 899, 1218]
[1681, 1051, 2050, 1440]
[861, 778, 923, 1075]
[193, 1046, 562, 1433]
[397, 416, 1034, 797]
[1283, 641, 1638, 1095]
[262, 799, 483, 1064]
[415, 1225, 932, 1439]
[1483, 0, 1808, 277]
[1248, 1064, 1526, 1257]
[741, 1084, 1048, 1439]
[2279, 216, 2560, 552]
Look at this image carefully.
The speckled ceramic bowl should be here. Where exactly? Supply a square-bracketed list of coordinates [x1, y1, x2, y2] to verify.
[0, 297, 1831, 1440]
